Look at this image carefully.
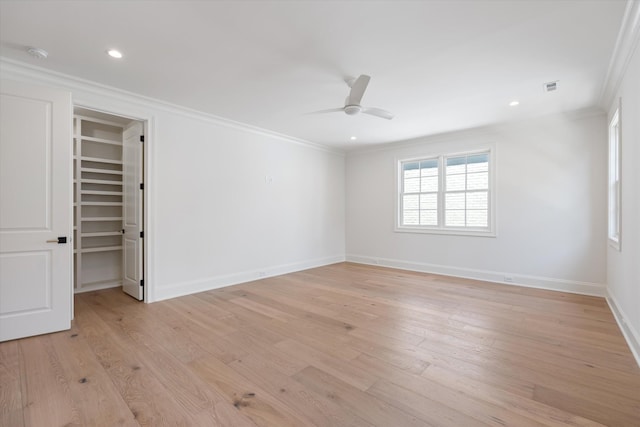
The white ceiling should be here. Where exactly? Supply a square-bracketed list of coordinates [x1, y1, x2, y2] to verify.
[0, 1, 627, 149]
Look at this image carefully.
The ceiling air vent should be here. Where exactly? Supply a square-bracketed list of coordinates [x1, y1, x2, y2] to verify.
[544, 81, 558, 92]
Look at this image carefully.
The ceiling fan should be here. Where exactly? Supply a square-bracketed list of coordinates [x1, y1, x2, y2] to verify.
[312, 74, 395, 120]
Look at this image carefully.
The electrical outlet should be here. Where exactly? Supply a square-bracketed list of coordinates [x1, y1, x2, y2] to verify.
[503, 275, 514, 282]
[258, 271, 266, 277]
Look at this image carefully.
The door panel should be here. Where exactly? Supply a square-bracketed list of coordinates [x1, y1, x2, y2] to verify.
[0, 79, 72, 342]
[122, 121, 143, 300]
[0, 94, 51, 229]
[0, 251, 50, 313]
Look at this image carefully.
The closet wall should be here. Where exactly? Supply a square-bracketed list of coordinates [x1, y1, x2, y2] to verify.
[73, 108, 131, 293]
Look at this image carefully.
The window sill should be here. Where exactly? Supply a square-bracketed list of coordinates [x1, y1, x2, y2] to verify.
[395, 226, 496, 237]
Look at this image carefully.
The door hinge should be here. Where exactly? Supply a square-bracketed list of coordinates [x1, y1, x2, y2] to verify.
[139, 183, 144, 190]
[140, 135, 145, 142]
[140, 231, 144, 238]
[140, 279, 144, 287]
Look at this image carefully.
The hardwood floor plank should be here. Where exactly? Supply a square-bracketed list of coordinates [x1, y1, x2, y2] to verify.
[415, 332, 640, 417]
[466, 323, 640, 373]
[188, 355, 310, 427]
[293, 365, 431, 427]
[367, 378, 507, 427]
[421, 364, 606, 427]
[224, 330, 308, 376]
[204, 292, 361, 361]
[82, 291, 212, 365]
[0, 341, 25, 427]
[228, 353, 374, 427]
[533, 385, 638, 426]
[18, 336, 81, 426]
[48, 324, 138, 426]
[82, 290, 284, 427]
[276, 339, 377, 391]
[361, 355, 547, 427]
[73, 299, 197, 426]
[346, 330, 431, 375]
[1, 262, 638, 426]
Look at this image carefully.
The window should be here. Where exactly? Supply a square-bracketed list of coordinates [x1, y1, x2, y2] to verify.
[398, 149, 494, 236]
[608, 107, 621, 249]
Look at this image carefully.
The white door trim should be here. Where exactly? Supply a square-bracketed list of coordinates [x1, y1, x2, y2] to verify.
[73, 104, 154, 303]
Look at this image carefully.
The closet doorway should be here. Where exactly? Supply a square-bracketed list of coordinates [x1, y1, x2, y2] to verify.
[73, 108, 145, 301]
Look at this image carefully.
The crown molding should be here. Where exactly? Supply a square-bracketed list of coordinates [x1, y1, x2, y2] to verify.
[346, 106, 605, 157]
[0, 57, 344, 156]
[599, 0, 640, 109]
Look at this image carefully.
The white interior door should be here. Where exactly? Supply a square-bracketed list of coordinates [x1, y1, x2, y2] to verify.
[122, 121, 144, 300]
[0, 79, 72, 341]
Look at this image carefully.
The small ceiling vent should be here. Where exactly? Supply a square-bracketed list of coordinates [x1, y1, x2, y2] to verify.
[544, 81, 558, 92]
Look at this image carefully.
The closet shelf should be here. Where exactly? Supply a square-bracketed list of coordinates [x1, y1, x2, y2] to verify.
[81, 202, 123, 206]
[81, 190, 123, 196]
[77, 279, 122, 291]
[75, 115, 124, 129]
[80, 156, 123, 165]
[81, 217, 123, 222]
[80, 245, 123, 253]
[81, 167, 123, 175]
[81, 231, 122, 237]
[78, 135, 122, 146]
[81, 179, 123, 185]
[74, 112, 127, 295]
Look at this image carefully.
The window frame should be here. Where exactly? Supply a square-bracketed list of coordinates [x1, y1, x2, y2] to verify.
[608, 104, 622, 250]
[395, 146, 496, 237]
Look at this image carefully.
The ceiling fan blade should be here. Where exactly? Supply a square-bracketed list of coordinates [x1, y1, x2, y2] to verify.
[306, 107, 345, 115]
[348, 74, 371, 105]
[362, 107, 395, 120]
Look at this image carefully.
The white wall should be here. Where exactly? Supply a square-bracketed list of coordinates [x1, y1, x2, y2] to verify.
[154, 113, 345, 300]
[0, 59, 345, 302]
[346, 112, 607, 295]
[606, 37, 640, 361]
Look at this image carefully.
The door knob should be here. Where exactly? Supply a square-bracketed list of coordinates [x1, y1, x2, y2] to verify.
[46, 237, 67, 244]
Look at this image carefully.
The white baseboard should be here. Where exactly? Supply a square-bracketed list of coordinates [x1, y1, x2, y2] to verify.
[152, 255, 345, 302]
[606, 291, 640, 368]
[74, 280, 121, 294]
[346, 254, 607, 297]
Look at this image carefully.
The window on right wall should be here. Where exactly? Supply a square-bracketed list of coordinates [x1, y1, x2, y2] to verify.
[608, 105, 621, 250]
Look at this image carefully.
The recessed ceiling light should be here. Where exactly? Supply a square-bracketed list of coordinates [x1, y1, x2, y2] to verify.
[27, 47, 48, 59]
[107, 49, 123, 59]
[509, 100, 520, 107]
[350, 136, 357, 140]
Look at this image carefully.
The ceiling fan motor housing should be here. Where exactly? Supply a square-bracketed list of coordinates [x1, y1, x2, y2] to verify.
[344, 105, 362, 115]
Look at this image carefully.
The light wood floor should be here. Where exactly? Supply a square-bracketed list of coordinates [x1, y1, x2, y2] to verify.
[1, 263, 639, 426]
